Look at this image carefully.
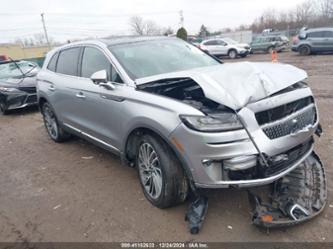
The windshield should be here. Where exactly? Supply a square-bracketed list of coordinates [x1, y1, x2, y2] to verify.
[0, 61, 38, 79]
[108, 38, 219, 79]
[222, 38, 238, 44]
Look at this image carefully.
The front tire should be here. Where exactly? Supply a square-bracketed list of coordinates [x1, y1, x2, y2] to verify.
[0, 101, 7, 115]
[228, 49, 238, 59]
[299, 45, 311, 56]
[41, 102, 71, 142]
[136, 134, 188, 208]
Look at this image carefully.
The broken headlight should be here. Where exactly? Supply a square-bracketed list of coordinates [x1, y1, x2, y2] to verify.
[180, 113, 243, 132]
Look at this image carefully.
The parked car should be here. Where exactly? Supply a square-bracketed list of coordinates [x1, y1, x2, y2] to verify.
[37, 37, 326, 231]
[292, 27, 333, 55]
[199, 37, 251, 58]
[0, 60, 40, 115]
[250, 35, 287, 53]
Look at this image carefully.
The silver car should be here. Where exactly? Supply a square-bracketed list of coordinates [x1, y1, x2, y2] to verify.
[199, 37, 251, 58]
[37, 37, 325, 218]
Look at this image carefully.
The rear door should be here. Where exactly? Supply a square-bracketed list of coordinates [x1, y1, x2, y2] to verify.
[306, 31, 325, 51]
[47, 46, 82, 126]
[323, 31, 333, 51]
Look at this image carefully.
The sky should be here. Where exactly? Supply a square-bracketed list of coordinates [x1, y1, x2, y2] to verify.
[0, 0, 306, 43]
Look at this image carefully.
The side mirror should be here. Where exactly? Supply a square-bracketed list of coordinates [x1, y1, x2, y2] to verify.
[91, 70, 107, 84]
[90, 70, 115, 90]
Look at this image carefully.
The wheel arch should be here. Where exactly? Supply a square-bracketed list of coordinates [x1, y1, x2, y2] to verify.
[122, 125, 195, 183]
[227, 48, 238, 54]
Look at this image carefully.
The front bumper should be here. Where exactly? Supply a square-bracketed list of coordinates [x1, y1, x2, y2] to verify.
[0, 90, 37, 111]
[170, 87, 318, 188]
[291, 45, 298, 52]
[238, 49, 251, 55]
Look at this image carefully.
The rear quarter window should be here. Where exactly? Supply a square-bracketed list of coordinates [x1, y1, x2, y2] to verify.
[47, 52, 58, 72]
[56, 47, 81, 76]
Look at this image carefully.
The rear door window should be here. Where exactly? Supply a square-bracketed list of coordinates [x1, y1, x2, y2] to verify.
[56, 47, 81, 76]
[323, 31, 333, 38]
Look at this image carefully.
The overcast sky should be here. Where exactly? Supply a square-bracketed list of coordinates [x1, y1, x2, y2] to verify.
[0, 0, 306, 43]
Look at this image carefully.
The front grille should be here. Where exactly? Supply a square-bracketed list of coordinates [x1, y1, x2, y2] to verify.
[263, 140, 313, 177]
[26, 95, 37, 104]
[18, 86, 36, 94]
[262, 105, 316, 139]
[255, 97, 316, 139]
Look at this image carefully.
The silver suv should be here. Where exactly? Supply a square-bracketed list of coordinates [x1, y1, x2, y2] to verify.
[37, 37, 323, 211]
[199, 37, 251, 58]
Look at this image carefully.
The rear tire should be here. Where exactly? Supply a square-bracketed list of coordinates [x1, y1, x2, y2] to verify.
[41, 102, 71, 142]
[299, 45, 311, 56]
[136, 134, 188, 208]
[228, 49, 238, 59]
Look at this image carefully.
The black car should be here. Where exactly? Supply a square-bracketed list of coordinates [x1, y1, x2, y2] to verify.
[0, 60, 40, 115]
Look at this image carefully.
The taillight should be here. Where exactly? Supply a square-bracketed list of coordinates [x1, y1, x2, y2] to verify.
[292, 36, 299, 45]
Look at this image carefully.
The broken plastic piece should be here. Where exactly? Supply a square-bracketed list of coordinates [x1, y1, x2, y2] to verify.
[249, 152, 327, 228]
[315, 123, 323, 137]
[185, 195, 208, 234]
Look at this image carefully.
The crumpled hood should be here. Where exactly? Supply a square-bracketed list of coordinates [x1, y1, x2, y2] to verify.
[136, 62, 307, 110]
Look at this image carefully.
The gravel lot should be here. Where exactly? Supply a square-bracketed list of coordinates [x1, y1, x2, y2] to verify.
[0, 51, 332, 242]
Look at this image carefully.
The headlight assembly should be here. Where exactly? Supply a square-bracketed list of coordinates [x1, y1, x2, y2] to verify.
[0, 86, 18, 92]
[180, 112, 243, 132]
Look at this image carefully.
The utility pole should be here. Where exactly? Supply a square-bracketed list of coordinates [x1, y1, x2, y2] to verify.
[179, 10, 184, 27]
[41, 13, 51, 50]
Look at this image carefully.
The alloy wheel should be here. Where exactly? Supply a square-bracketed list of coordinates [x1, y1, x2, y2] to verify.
[138, 142, 163, 200]
[229, 50, 237, 59]
[43, 105, 58, 139]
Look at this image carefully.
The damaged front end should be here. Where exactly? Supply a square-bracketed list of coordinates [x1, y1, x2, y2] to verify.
[249, 152, 327, 228]
[136, 62, 327, 233]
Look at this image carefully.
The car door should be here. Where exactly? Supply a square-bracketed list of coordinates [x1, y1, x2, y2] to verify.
[323, 31, 333, 51]
[250, 37, 261, 51]
[48, 46, 82, 126]
[69, 45, 127, 151]
[216, 40, 228, 55]
[203, 40, 219, 55]
[306, 31, 325, 51]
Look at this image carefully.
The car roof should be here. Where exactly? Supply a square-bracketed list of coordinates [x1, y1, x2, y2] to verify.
[99, 36, 171, 46]
[305, 27, 333, 32]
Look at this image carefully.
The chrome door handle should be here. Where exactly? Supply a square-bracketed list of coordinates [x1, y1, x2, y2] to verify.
[76, 92, 86, 99]
[48, 85, 55, 91]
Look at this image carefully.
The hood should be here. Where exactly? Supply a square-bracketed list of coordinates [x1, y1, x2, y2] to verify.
[136, 62, 307, 110]
[0, 76, 36, 88]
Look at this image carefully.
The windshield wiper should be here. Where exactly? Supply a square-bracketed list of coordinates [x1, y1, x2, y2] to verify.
[9, 57, 25, 77]
[9, 57, 37, 78]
